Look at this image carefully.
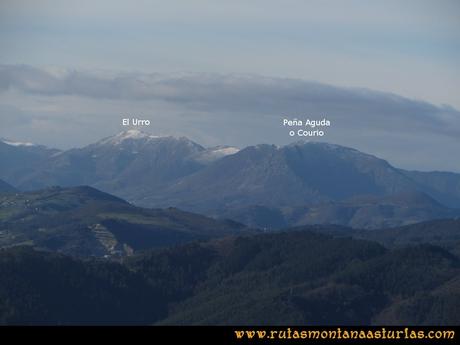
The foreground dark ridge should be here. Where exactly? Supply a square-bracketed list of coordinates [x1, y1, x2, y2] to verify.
[1, 229, 459, 325]
[0, 186, 249, 257]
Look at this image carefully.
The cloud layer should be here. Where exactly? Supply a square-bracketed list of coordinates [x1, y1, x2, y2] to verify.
[1, 64, 459, 172]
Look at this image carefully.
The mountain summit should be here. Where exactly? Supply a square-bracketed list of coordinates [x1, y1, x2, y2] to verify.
[138, 141, 419, 211]
[97, 129, 164, 145]
[15, 130, 207, 195]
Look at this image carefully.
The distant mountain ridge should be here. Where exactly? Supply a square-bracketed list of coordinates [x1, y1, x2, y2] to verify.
[0, 139, 60, 188]
[2, 130, 240, 196]
[1, 130, 460, 229]
[139, 141, 419, 209]
[399, 169, 460, 209]
[349, 218, 460, 258]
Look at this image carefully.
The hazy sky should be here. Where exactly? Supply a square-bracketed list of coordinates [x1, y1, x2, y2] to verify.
[0, 1, 459, 172]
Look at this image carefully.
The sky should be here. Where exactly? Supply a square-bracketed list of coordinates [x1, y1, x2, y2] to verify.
[0, 0, 459, 172]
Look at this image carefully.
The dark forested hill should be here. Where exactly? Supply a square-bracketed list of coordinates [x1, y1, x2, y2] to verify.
[285, 219, 460, 258]
[157, 232, 460, 325]
[0, 186, 248, 257]
[0, 246, 164, 325]
[1, 230, 459, 325]
[349, 218, 460, 258]
[215, 191, 460, 230]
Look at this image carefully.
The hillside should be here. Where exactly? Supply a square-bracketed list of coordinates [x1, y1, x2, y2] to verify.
[1, 230, 459, 325]
[157, 232, 460, 325]
[15, 131, 207, 193]
[3, 131, 460, 228]
[134, 141, 460, 219]
[400, 170, 460, 208]
[216, 191, 460, 230]
[350, 219, 460, 257]
[0, 246, 164, 325]
[10, 131, 239, 198]
[0, 179, 16, 193]
[0, 186, 247, 257]
[287, 219, 460, 258]
[137, 142, 418, 210]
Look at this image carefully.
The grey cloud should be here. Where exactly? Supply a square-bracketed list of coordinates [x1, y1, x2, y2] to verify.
[0, 104, 33, 127]
[1, 64, 459, 139]
[1, 64, 459, 172]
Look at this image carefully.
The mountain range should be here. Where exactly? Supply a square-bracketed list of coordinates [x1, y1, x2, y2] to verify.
[2, 130, 460, 229]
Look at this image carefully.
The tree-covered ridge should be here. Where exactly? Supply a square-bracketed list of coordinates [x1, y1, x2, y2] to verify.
[1, 230, 459, 325]
[0, 246, 164, 325]
[0, 186, 248, 257]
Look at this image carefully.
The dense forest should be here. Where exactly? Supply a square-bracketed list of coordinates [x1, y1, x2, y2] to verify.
[0, 186, 248, 257]
[1, 230, 459, 325]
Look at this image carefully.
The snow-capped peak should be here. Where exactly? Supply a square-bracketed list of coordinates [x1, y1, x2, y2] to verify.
[287, 141, 347, 151]
[208, 146, 240, 156]
[98, 130, 162, 145]
[194, 145, 240, 163]
[1, 139, 36, 147]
